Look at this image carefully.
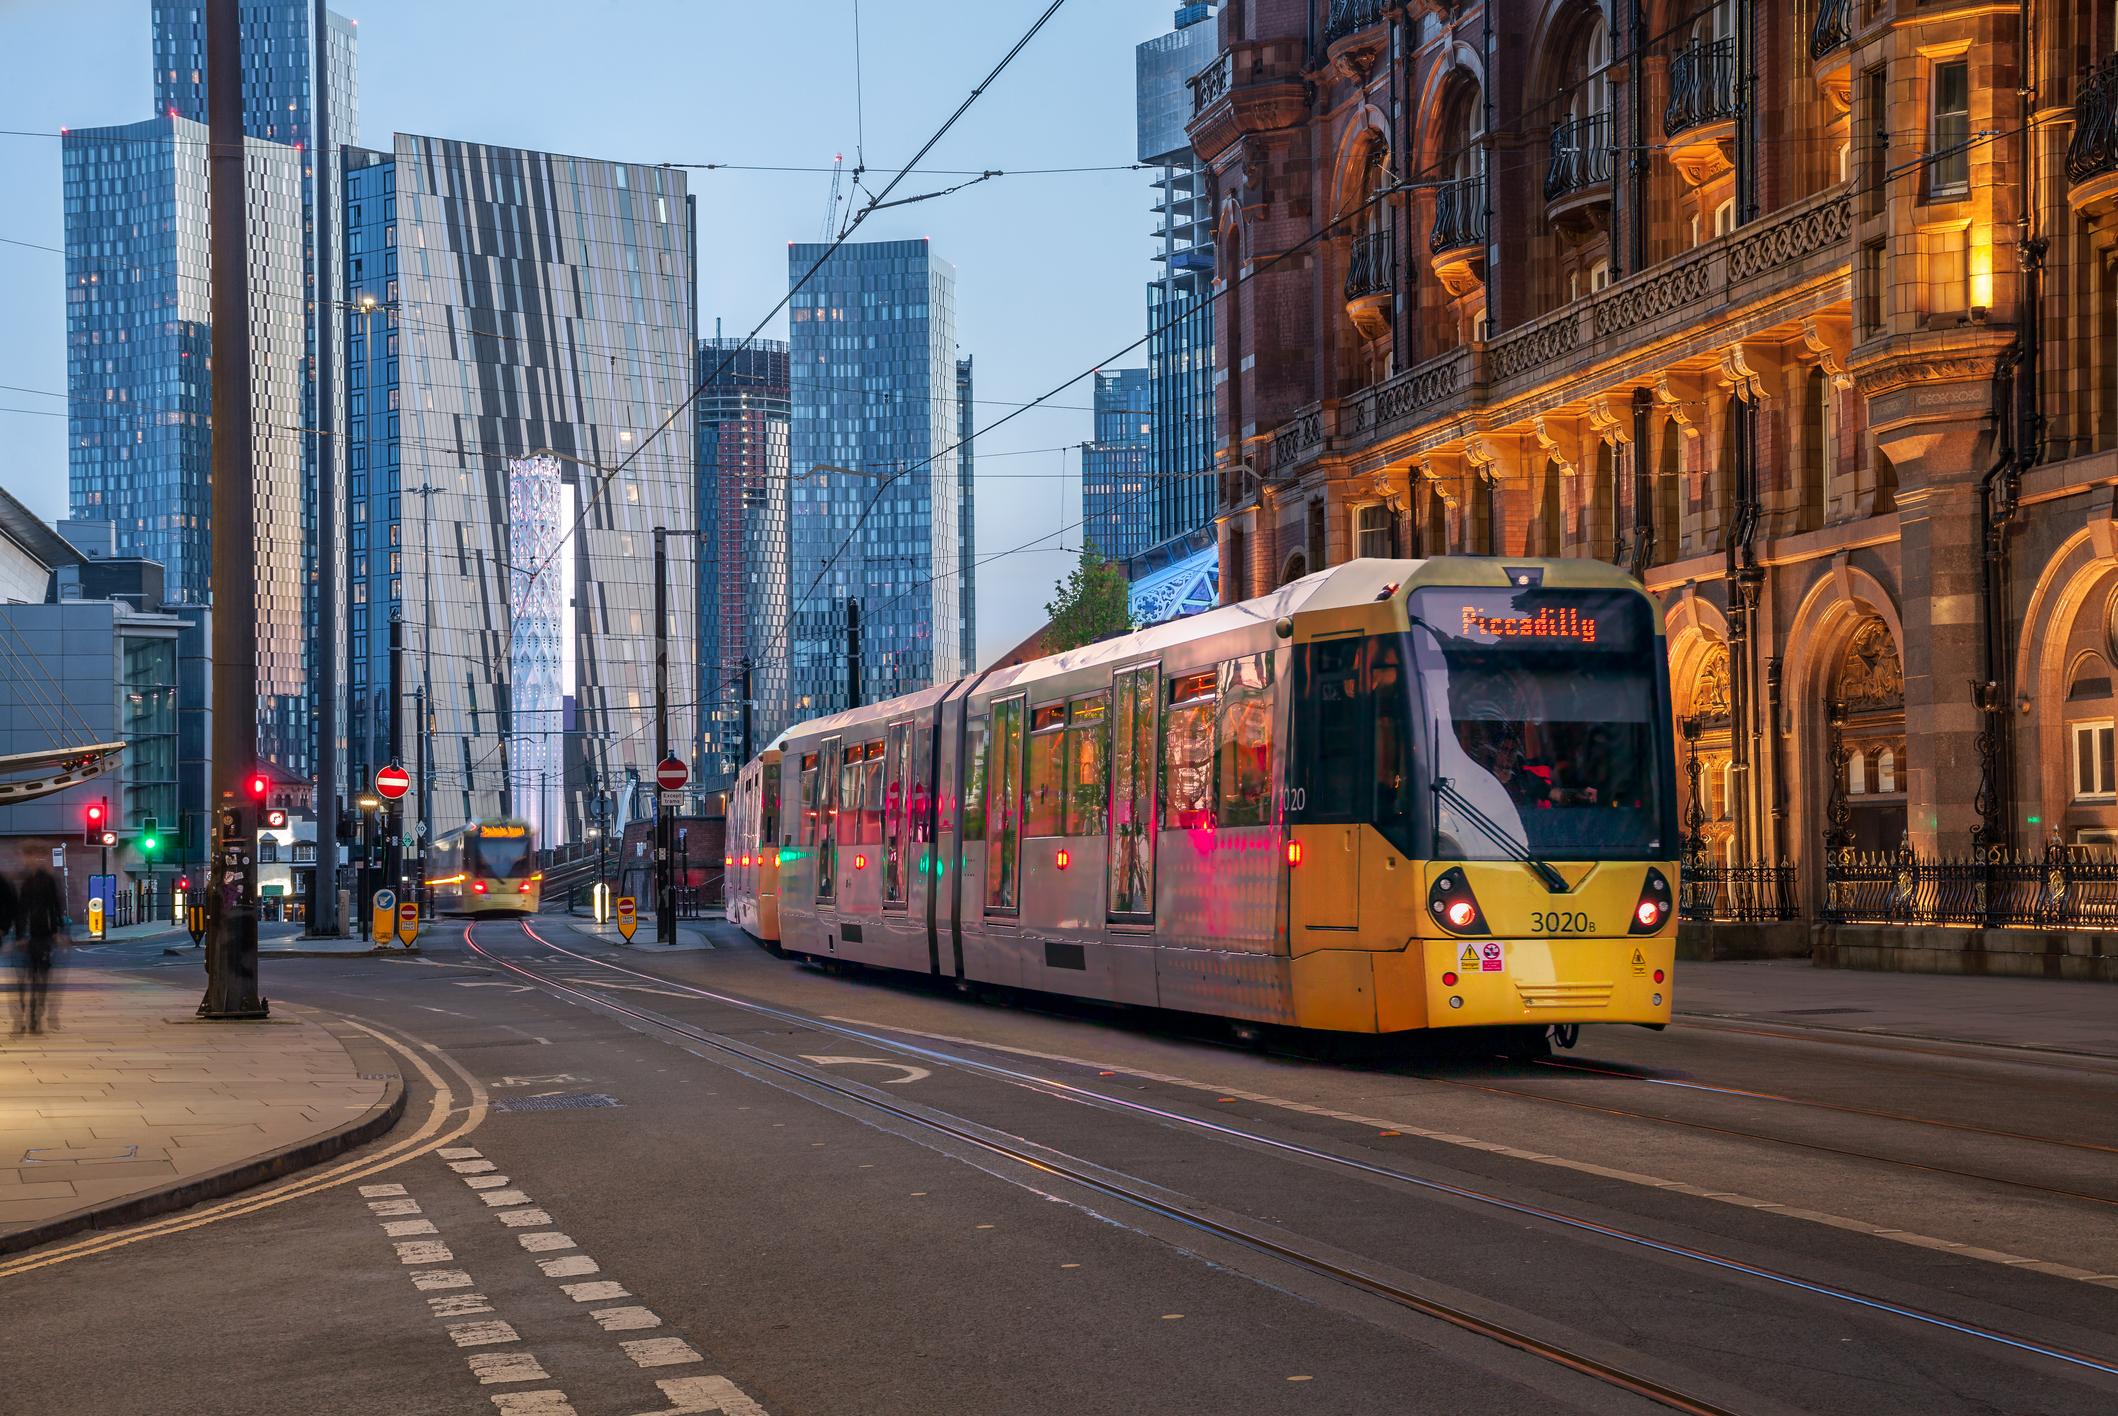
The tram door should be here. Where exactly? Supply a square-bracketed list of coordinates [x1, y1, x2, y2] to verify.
[1106, 665, 1159, 923]
[1289, 636, 1364, 937]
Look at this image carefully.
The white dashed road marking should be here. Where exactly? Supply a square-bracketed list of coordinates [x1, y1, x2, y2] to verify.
[383, 1219, 439, 1237]
[358, 1182, 408, 1198]
[437, 1147, 483, 1160]
[446, 1319, 521, 1348]
[468, 1352, 552, 1385]
[467, 1175, 511, 1190]
[620, 1337, 703, 1369]
[638, 1376, 771, 1416]
[537, 1255, 599, 1278]
[481, 1189, 532, 1207]
[491, 1392, 578, 1415]
[590, 1306, 663, 1332]
[518, 1232, 575, 1252]
[429, 1293, 495, 1318]
[498, 1208, 555, 1228]
[411, 1268, 474, 1291]
[395, 1240, 454, 1265]
[450, 1158, 499, 1174]
[368, 1197, 422, 1216]
[560, 1280, 630, 1303]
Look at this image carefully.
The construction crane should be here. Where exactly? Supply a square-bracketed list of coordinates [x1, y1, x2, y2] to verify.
[820, 153, 844, 241]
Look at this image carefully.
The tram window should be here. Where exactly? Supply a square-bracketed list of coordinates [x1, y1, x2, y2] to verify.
[910, 724, 934, 845]
[1162, 671, 1217, 830]
[1026, 704, 1068, 836]
[1216, 654, 1275, 827]
[1065, 694, 1110, 836]
[817, 741, 839, 899]
[762, 762, 781, 846]
[800, 753, 818, 846]
[1368, 636, 1416, 832]
[1109, 666, 1158, 915]
[962, 719, 988, 840]
[884, 723, 910, 902]
[986, 698, 1025, 910]
[1292, 639, 1365, 822]
[861, 741, 885, 845]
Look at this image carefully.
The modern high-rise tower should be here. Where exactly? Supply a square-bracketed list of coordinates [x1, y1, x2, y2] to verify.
[957, 355, 978, 668]
[62, 116, 310, 775]
[343, 135, 696, 845]
[1083, 368, 1154, 562]
[786, 239, 970, 711]
[1137, 4, 1218, 549]
[696, 337, 792, 789]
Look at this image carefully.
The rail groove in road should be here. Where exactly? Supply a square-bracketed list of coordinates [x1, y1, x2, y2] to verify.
[470, 924, 1741, 1416]
[484, 922, 2118, 1398]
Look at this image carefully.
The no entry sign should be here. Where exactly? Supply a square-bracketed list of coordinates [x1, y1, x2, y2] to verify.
[375, 764, 411, 800]
[656, 756, 689, 792]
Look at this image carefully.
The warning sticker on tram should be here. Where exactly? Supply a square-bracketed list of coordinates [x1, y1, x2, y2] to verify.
[1479, 942, 1505, 973]
[1458, 944, 1479, 972]
[1631, 947, 1647, 975]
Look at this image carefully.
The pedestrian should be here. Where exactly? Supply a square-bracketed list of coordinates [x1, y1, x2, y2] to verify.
[15, 847, 67, 1035]
[0, 860, 18, 1034]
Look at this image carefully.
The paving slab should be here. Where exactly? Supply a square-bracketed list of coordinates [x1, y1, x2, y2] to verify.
[0, 966, 404, 1254]
[1677, 957, 2118, 1058]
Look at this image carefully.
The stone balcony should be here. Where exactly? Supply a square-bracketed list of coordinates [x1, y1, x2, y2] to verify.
[2067, 56, 2118, 230]
[1187, 42, 1311, 167]
[1809, 0, 1854, 113]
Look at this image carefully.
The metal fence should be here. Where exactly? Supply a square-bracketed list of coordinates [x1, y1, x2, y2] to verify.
[1680, 861, 1799, 923]
[1822, 842, 2118, 929]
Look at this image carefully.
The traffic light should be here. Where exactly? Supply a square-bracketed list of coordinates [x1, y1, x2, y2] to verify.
[178, 874, 191, 891]
[247, 772, 270, 801]
[85, 798, 108, 845]
[140, 816, 160, 857]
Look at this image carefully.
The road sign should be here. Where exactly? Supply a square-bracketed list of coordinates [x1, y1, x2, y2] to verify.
[87, 897, 105, 940]
[656, 756, 689, 792]
[615, 895, 637, 942]
[187, 904, 206, 947]
[372, 888, 397, 945]
[374, 764, 411, 800]
[396, 901, 421, 947]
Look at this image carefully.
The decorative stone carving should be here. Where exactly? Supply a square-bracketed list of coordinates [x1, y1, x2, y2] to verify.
[1690, 643, 1733, 722]
[1462, 436, 1503, 487]
[1655, 371, 1705, 440]
[1715, 344, 1774, 404]
[1533, 415, 1581, 479]
[1836, 619, 1905, 712]
[1800, 314, 1855, 390]
[1585, 395, 1633, 445]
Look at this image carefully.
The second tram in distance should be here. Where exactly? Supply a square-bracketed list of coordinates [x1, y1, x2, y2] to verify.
[428, 818, 542, 916]
[728, 557, 1679, 1050]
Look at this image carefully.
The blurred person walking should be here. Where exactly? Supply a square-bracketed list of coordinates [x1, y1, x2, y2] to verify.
[0, 862, 17, 1033]
[14, 848, 67, 1034]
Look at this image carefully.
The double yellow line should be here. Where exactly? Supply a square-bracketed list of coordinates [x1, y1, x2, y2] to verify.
[0, 1016, 487, 1278]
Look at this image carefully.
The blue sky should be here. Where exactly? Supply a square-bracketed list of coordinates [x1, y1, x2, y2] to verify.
[0, 0, 1175, 662]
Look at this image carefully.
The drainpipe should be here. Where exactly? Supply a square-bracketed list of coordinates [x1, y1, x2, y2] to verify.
[1628, 0, 1649, 276]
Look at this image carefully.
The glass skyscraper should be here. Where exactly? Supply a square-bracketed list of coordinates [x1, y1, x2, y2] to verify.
[63, 115, 310, 776]
[1083, 368, 1154, 561]
[1138, 5, 1219, 549]
[343, 135, 696, 844]
[957, 355, 978, 668]
[787, 239, 969, 712]
[696, 337, 792, 789]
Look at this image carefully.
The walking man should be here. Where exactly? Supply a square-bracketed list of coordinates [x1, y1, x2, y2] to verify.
[15, 847, 67, 1034]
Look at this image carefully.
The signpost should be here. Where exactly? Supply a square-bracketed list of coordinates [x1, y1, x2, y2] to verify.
[374, 765, 410, 800]
[371, 888, 397, 946]
[187, 904, 207, 948]
[615, 895, 637, 942]
[656, 757, 689, 792]
[395, 900, 421, 948]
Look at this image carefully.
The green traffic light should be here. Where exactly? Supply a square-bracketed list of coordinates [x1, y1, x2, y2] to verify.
[141, 834, 159, 855]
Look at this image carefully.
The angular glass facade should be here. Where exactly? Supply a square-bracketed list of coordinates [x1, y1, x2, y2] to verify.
[1138, 7, 1219, 549]
[344, 136, 696, 843]
[696, 337, 791, 788]
[1083, 368, 1154, 561]
[63, 115, 310, 776]
[787, 239, 968, 711]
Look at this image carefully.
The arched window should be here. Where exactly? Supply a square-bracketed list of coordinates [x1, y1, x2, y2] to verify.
[1656, 419, 1683, 561]
[1356, 503, 1393, 559]
[1847, 748, 1868, 795]
[1876, 747, 1897, 794]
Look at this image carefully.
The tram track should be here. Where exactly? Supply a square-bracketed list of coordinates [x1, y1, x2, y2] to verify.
[479, 921, 2118, 1408]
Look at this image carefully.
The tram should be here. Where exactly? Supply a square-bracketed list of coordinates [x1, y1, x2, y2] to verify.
[428, 819, 542, 916]
[726, 558, 1679, 1048]
[727, 743, 785, 943]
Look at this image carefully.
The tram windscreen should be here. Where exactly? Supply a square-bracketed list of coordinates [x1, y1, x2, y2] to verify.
[470, 824, 534, 878]
[1408, 586, 1669, 860]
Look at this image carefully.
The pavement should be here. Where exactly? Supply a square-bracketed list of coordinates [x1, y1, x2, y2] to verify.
[0, 962, 404, 1255]
[1677, 957, 2118, 1058]
[557, 912, 719, 951]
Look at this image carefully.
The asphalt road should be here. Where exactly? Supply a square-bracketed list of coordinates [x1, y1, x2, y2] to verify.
[7, 919, 2117, 1415]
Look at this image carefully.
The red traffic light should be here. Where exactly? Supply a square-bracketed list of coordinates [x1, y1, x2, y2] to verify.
[178, 875, 191, 890]
[86, 802, 106, 826]
[248, 773, 270, 800]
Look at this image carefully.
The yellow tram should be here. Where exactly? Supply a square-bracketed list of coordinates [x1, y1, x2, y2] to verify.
[428, 819, 542, 916]
[726, 558, 1679, 1049]
[727, 744, 785, 942]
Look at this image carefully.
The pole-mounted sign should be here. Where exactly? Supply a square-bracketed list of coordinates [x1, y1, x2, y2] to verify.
[374, 764, 411, 800]
[395, 900, 421, 948]
[656, 756, 689, 792]
[615, 895, 638, 942]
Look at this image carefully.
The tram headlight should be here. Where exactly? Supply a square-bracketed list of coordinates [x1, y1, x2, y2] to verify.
[1428, 870, 1488, 935]
[1629, 868, 1673, 934]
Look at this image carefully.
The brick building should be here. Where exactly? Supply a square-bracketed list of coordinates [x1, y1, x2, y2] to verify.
[1192, 1, 2118, 963]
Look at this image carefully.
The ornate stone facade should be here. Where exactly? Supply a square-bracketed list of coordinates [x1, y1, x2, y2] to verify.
[1193, 1, 2118, 920]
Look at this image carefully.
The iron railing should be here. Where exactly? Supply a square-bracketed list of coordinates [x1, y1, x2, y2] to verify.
[1809, 0, 1852, 61]
[1546, 111, 1614, 201]
[1430, 175, 1487, 254]
[1664, 37, 1741, 138]
[1823, 841, 2118, 928]
[2067, 56, 2118, 186]
[1345, 230, 1395, 299]
[1190, 49, 1234, 117]
[1680, 861, 1799, 923]
[1325, 0, 1388, 46]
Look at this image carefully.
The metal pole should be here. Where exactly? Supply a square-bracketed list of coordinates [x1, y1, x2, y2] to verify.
[740, 656, 754, 764]
[200, 0, 265, 1018]
[308, 7, 341, 937]
[846, 598, 862, 711]
[415, 683, 426, 916]
[654, 527, 673, 943]
[387, 614, 403, 905]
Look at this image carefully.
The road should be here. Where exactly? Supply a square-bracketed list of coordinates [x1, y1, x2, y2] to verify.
[8, 918, 2117, 1415]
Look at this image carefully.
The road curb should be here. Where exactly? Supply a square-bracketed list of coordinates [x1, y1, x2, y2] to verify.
[0, 1017, 409, 1258]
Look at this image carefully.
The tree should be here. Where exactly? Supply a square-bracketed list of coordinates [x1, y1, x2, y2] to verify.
[1043, 547, 1134, 653]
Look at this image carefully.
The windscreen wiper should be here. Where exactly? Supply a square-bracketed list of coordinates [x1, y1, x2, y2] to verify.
[1434, 777, 1570, 894]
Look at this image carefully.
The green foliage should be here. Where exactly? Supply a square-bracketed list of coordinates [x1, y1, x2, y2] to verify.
[1043, 547, 1135, 653]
